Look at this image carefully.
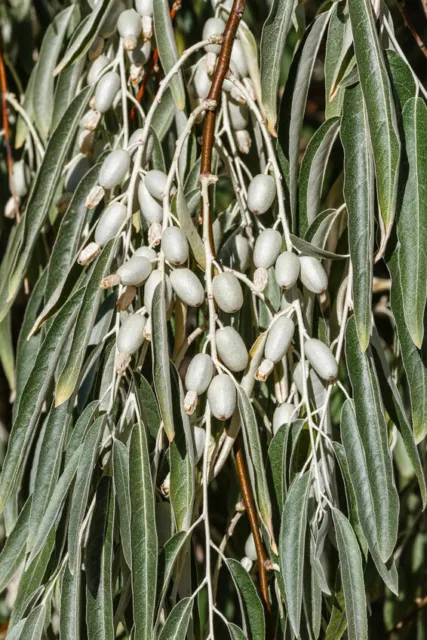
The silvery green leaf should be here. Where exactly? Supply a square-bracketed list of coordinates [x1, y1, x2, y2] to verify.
[298, 117, 340, 236]
[331, 508, 368, 640]
[324, 2, 352, 119]
[130, 422, 157, 638]
[227, 558, 265, 640]
[0, 288, 84, 512]
[113, 439, 132, 569]
[304, 208, 341, 249]
[290, 234, 347, 260]
[0, 497, 32, 592]
[260, 0, 294, 134]
[268, 422, 291, 509]
[348, 0, 400, 250]
[85, 477, 115, 640]
[65, 400, 99, 464]
[15, 63, 37, 149]
[33, 6, 75, 137]
[55, 240, 116, 406]
[228, 623, 248, 640]
[341, 83, 374, 351]
[386, 50, 416, 112]
[152, 281, 175, 442]
[279, 471, 311, 637]
[0, 313, 14, 391]
[153, 0, 185, 111]
[156, 531, 187, 607]
[396, 98, 427, 348]
[345, 316, 399, 562]
[17, 603, 46, 640]
[60, 546, 82, 640]
[158, 597, 193, 640]
[151, 90, 176, 142]
[133, 371, 161, 441]
[176, 185, 206, 270]
[302, 535, 322, 640]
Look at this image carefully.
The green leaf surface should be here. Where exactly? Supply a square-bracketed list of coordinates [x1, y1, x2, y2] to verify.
[60, 546, 82, 640]
[130, 421, 158, 638]
[228, 623, 248, 640]
[153, 0, 185, 110]
[324, 3, 352, 118]
[15, 62, 37, 149]
[304, 208, 341, 249]
[17, 603, 46, 640]
[347, 0, 400, 249]
[65, 400, 99, 464]
[133, 371, 161, 441]
[0, 498, 32, 592]
[113, 439, 132, 569]
[157, 531, 187, 607]
[341, 83, 374, 350]
[152, 281, 175, 441]
[159, 597, 193, 640]
[386, 50, 416, 113]
[290, 234, 347, 260]
[345, 316, 399, 561]
[176, 185, 206, 270]
[227, 558, 265, 640]
[0, 313, 15, 391]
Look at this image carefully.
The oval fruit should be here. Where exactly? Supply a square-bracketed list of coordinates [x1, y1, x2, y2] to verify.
[94, 71, 120, 113]
[117, 255, 152, 286]
[99, 149, 130, 189]
[253, 229, 282, 269]
[212, 272, 243, 314]
[144, 270, 173, 315]
[170, 268, 204, 307]
[207, 374, 236, 421]
[216, 326, 248, 372]
[247, 174, 276, 215]
[272, 403, 296, 435]
[304, 338, 338, 383]
[95, 202, 127, 246]
[275, 252, 300, 289]
[265, 317, 295, 363]
[299, 256, 328, 294]
[203, 17, 226, 53]
[117, 313, 146, 354]
[138, 181, 163, 224]
[161, 226, 189, 265]
[185, 353, 214, 394]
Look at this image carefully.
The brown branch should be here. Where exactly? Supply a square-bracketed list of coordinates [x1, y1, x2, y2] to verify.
[387, 595, 427, 636]
[397, 1, 427, 58]
[200, 0, 247, 256]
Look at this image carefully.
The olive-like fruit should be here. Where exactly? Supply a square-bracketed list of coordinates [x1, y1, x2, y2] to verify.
[247, 174, 276, 215]
[275, 252, 300, 290]
[144, 270, 173, 315]
[207, 374, 236, 421]
[272, 403, 296, 435]
[138, 181, 163, 224]
[161, 227, 189, 265]
[117, 313, 146, 354]
[253, 229, 282, 269]
[170, 269, 204, 307]
[185, 353, 214, 394]
[117, 9, 142, 50]
[265, 317, 295, 363]
[117, 255, 152, 286]
[134, 246, 157, 262]
[299, 256, 328, 294]
[216, 326, 248, 372]
[99, 149, 130, 189]
[212, 272, 244, 314]
[203, 18, 226, 53]
[95, 202, 127, 246]
[244, 534, 257, 562]
[94, 71, 120, 113]
[304, 338, 338, 383]
[145, 169, 169, 201]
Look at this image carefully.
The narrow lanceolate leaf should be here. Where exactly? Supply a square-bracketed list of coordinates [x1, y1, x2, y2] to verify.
[298, 117, 340, 235]
[228, 558, 265, 639]
[397, 98, 427, 348]
[0, 288, 83, 513]
[331, 508, 368, 640]
[0, 313, 14, 391]
[86, 477, 115, 640]
[0, 498, 32, 592]
[18, 603, 46, 640]
[15, 62, 37, 149]
[341, 84, 374, 351]
[169, 365, 194, 531]
[133, 372, 161, 441]
[260, 0, 294, 134]
[345, 316, 399, 561]
[33, 6, 75, 136]
[60, 545, 82, 640]
[0, 87, 91, 322]
[27, 402, 71, 551]
[130, 422, 158, 639]
[55, 240, 116, 406]
[54, 0, 115, 76]
[324, 2, 352, 118]
[113, 439, 132, 569]
[348, 0, 400, 249]
[388, 251, 427, 443]
[237, 387, 275, 552]
[152, 281, 175, 441]
[153, 0, 185, 110]
[68, 416, 105, 574]
[279, 472, 311, 637]
[156, 531, 187, 606]
[176, 185, 206, 270]
[65, 400, 99, 463]
[386, 50, 416, 112]
[228, 623, 247, 640]
[28, 445, 82, 564]
[340, 401, 398, 594]
[159, 598, 193, 640]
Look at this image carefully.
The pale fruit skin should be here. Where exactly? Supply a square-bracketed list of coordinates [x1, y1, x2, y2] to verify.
[135, 0, 153, 16]
[12, 160, 31, 197]
[241, 556, 253, 572]
[207, 374, 236, 421]
[293, 361, 326, 403]
[212, 272, 244, 314]
[94, 71, 120, 113]
[193, 425, 206, 464]
[244, 534, 257, 562]
[117, 256, 152, 286]
[247, 174, 276, 214]
[275, 252, 301, 289]
[170, 269, 204, 307]
[65, 156, 91, 193]
[128, 128, 154, 163]
[144, 270, 173, 315]
[87, 54, 110, 84]
[194, 61, 211, 100]
[95, 202, 127, 246]
[203, 18, 226, 53]
[99, 149, 130, 189]
[219, 235, 251, 272]
[138, 181, 163, 224]
[299, 256, 328, 294]
[161, 227, 189, 265]
[216, 327, 248, 372]
[228, 99, 249, 131]
[117, 314, 146, 354]
[253, 229, 282, 269]
[231, 40, 249, 78]
[265, 317, 295, 362]
[272, 403, 296, 435]
[185, 353, 214, 394]
[304, 338, 338, 382]
[134, 246, 157, 262]
[128, 38, 151, 65]
[145, 169, 168, 201]
[117, 9, 142, 45]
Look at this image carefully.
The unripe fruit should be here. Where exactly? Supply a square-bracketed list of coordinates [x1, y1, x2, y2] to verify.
[144, 270, 173, 315]
[185, 353, 214, 394]
[216, 327, 248, 372]
[155, 502, 172, 548]
[161, 227, 189, 265]
[231, 40, 249, 78]
[117, 256, 152, 286]
[235, 130, 251, 154]
[194, 61, 211, 100]
[253, 266, 269, 293]
[241, 556, 253, 572]
[253, 229, 282, 269]
[299, 256, 328, 294]
[128, 38, 151, 65]
[94, 71, 120, 113]
[170, 269, 204, 307]
[265, 317, 295, 362]
[193, 425, 206, 464]
[12, 160, 31, 197]
[272, 403, 296, 435]
[99, 1, 125, 38]
[95, 202, 127, 246]
[145, 169, 168, 200]
[212, 272, 243, 313]
[304, 338, 338, 383]
[247, 174, 276, 215]
[117, 313, 146, 354]
[244, 534, 257, 562]
[275, 251, 300, 290]
[99, 149, 130, 189]
[138, 181, 163, 224]
[228, 99, 249, 131]
[135, 0, 153, 16]
[203, 18, 226, 53]
[64, 155, 91, 193]
[117, 9, 142, 51]
[219, 235, 251, 272]
[207, 374, 236, 421]
[134, 246, 157, 262]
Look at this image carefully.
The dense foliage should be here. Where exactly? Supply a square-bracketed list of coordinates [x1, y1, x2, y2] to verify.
[0, 0, 427, 638]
